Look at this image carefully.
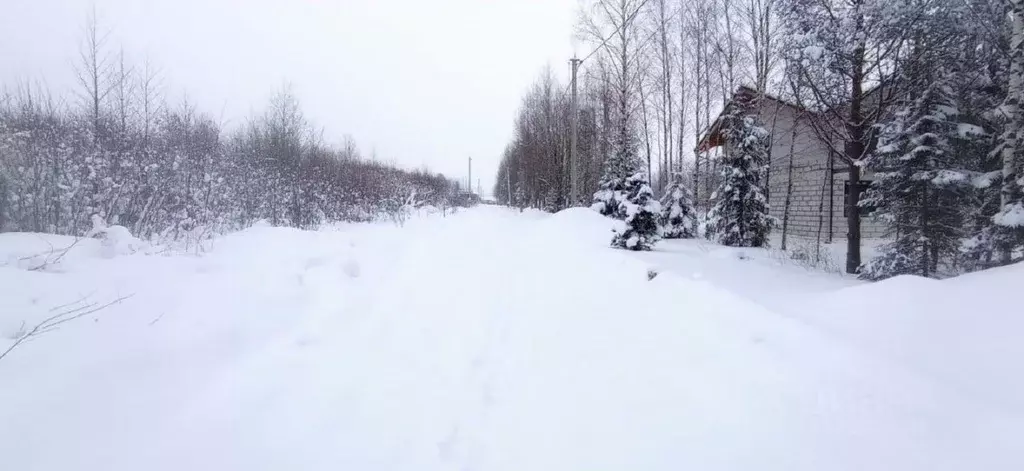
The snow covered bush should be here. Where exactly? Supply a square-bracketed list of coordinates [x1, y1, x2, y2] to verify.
[963, 202, 1024, 270]
[705, 108, 773, 248]
[86, 214, 144, 258]
[386, 190, 420, 227]
[968, 166, 1024, 268]
[611, 172, 661, 251]
[591, 187, 618, 217]
[659, 172, 696, 239]
[592, 172, 628, 219]
[859, 251, 916, 281]
[764, 241, 842, 274]
[591, 183, 622, 218]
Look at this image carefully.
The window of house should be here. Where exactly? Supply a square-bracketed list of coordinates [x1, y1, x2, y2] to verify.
[843, 180, 874, 217]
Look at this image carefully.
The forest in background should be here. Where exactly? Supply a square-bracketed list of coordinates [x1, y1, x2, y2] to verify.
[0, 10, 460, 244]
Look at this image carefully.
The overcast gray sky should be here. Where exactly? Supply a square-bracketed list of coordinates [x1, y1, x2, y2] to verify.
[1, 0, 580, 195]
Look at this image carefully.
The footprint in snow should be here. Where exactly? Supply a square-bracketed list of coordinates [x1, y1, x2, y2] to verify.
[437, 425, 459, 462]
[305, 256, 328, 269]
[294, 333, 316, 347]
[342, 259, 361, 278]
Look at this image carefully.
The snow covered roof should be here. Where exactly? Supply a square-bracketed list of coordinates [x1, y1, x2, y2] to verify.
[695, 84, 893, 154]
[695, 86, 804, 153]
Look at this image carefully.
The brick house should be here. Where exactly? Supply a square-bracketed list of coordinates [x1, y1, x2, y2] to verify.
[694, 86, 887, 247]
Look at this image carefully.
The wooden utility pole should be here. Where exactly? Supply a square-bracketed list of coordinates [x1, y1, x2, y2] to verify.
[569, 57, 582, 205]
[468, 157, 473, 194]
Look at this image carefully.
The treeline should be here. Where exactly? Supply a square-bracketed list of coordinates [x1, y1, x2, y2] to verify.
[496, 0, 1024, 278]
[0, 12, 457, 241]
[495, 71, 597, 210]
[494, 66, 633, 211]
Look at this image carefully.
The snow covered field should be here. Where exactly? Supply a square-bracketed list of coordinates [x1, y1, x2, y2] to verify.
[1, 206, 1022, 471]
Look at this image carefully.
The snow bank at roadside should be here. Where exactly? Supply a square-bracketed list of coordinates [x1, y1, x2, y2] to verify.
[790, 262, 1024, 414]
[535, 206, 1024, 421]
[536, 207, 621, 247]
[0, 233, 104, 271]
[0, 221, 146, 272]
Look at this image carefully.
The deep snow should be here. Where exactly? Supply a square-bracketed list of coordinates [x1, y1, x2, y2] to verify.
[1, 206, 1022, 470]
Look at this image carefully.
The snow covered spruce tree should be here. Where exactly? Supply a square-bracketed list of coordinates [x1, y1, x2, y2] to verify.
[659, 172, 696, 238]
[611, 172, 661, 250]
[888, 0, 1024, 272]
[592, 138, 639, 218]
[705, 106, 773, 247]
[859, 78, 979, 280]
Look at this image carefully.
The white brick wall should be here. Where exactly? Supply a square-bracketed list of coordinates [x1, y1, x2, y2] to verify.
[759, 102, 837, 242]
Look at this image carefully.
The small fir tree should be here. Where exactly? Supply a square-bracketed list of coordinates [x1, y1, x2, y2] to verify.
[705, 108, 773, 247]
[513, 181, 527, 212]
[659, 172, 696, 239]
[592, 133, 639, 219]
[612, 172, 661, 250]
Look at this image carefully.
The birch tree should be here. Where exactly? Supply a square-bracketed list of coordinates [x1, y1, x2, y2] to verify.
[991, 0, 1024, 259]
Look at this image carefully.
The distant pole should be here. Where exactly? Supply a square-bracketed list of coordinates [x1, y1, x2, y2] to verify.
[478, 178, 482, 196]
[468, 157, 473, 194]
[569, 57, 582, 205]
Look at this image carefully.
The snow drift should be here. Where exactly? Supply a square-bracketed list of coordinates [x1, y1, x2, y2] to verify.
[793, 263, 1024, 415]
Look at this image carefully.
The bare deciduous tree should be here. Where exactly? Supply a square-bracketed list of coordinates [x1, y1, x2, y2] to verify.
[74, 6, 113, 136]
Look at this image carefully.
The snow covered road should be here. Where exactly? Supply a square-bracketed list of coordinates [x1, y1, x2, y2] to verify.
[1, 206, 1022, 470]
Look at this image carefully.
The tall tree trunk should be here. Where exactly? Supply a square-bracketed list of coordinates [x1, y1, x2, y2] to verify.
[658, 0, 674, 188]
[703, 33, 714, 207]
[678, 13, 688, 177]
[1004, 0, 1024, 211]
[616, 0, 634, 172]
[781, 113, 798, 250]
[693, 22, 703, 214]
[1000, 0, 1024, 263]
[816, 154, 830, 263]
[845, 161, 863, 272]
[639, 77, 653, 178]
[843, 14, 867, 274]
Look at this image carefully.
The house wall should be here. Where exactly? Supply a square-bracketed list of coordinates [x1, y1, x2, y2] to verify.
[756, 102, 834, 244]
[755, 100, 889, 244]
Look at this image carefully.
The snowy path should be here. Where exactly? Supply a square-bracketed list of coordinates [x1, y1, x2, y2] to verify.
[1, 207, 1022, 470]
